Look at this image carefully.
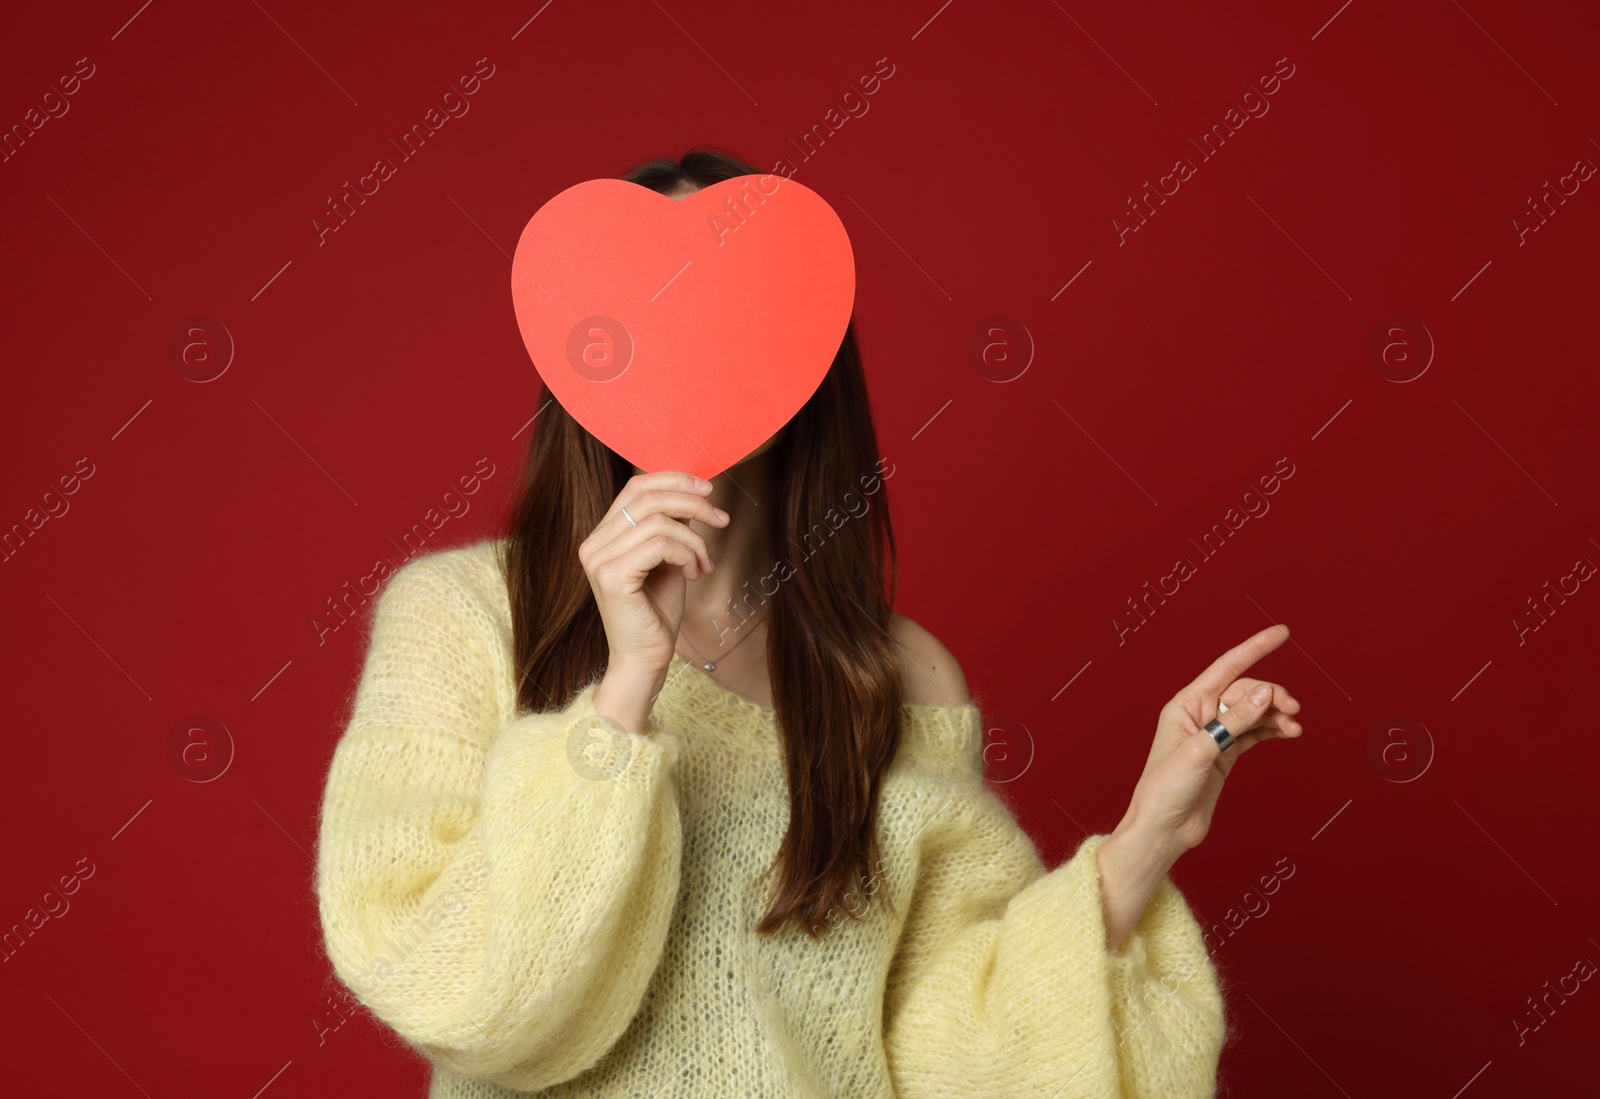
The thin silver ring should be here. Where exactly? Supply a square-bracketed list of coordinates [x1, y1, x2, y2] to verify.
[621, 505, 637, 526]
[1204, 718, 1235, 752]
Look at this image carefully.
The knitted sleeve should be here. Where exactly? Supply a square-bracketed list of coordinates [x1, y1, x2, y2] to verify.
[314, 554, 684, 1091]
[882, 773, 1227, 1099]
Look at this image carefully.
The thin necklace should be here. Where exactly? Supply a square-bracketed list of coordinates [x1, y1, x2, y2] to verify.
[677, 609, 769, 672]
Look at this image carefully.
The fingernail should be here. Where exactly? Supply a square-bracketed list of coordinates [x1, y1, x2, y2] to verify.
[696, 477, 712, 491]
[713, 507, 728, 521]
[1249, 683, 1271, 705]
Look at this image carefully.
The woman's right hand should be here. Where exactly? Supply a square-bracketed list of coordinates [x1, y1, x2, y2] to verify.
[580, 471, 729, 730]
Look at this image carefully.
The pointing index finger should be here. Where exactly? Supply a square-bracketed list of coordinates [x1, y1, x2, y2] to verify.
[1190, 624, 1290, 697]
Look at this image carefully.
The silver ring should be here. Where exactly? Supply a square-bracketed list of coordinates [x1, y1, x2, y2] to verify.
[621, 505, 637, 526]
[1204, 718, 1235, 752]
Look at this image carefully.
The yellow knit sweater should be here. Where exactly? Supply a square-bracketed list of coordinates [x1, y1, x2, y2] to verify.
[314, 539, 1228, 1098]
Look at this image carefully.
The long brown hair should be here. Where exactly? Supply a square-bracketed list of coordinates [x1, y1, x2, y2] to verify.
[496, 147, 905, 938]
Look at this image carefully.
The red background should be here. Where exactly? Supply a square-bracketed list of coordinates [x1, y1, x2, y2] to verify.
[3, 1, 1597, 1095]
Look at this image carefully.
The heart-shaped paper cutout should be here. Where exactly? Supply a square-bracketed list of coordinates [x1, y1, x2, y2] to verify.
[510, 174, 855, 479]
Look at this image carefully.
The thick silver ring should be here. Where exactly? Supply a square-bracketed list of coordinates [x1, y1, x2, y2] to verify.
[1204, 718, 1235, 752]
[621, 505, 637, 526]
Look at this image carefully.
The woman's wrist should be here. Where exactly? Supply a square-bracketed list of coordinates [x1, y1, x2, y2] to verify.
[1113, 802, 1189, 866]
[593, 661, 665, 735]
[1097, 816, 1184, 953]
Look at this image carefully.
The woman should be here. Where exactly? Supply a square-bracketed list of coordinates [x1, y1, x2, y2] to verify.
[314, 148, 1305, 1098]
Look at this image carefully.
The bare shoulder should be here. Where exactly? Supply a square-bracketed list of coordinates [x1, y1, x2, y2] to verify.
[890, 613, 971, 706]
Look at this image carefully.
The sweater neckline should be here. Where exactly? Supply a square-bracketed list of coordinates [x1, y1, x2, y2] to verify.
[665, 651, 983, 718]
[666, 650, 775, 714]
[661, 651, 986, 770]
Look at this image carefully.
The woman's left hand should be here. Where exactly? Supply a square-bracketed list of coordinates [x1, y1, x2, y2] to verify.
[1121, 624, 1305, 857]
[1096, 625, 1304, 951]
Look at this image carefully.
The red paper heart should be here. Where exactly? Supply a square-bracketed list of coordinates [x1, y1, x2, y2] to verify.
[510, 174, 856, 480]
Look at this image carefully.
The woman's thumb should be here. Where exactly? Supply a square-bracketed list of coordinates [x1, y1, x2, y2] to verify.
[1217, 682, 1272, 731]
[1194, 682, 1280, 759]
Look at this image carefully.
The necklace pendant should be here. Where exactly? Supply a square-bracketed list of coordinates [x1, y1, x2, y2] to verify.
[703, 661, 716, 671]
